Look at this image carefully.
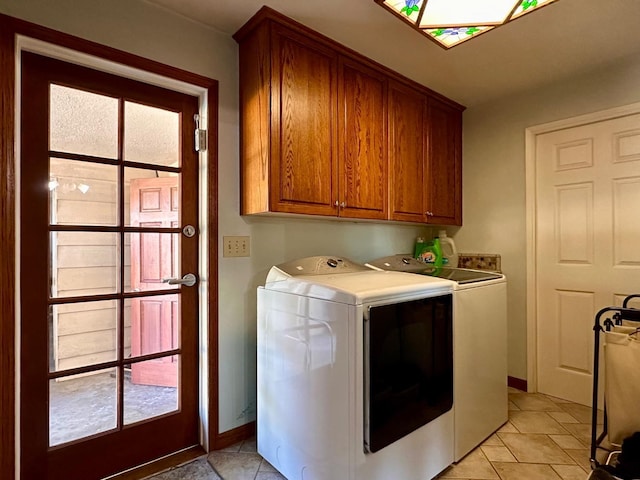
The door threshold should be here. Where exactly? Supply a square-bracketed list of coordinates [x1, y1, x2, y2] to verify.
[105, 445, 206, 480]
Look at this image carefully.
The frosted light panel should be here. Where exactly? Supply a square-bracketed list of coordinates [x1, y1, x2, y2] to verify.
[376, 0, 560, 49]
[420, 0, 518, 27]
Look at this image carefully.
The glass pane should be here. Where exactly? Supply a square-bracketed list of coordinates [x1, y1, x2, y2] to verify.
[124, 168, 179, 227]
[124, 101, 180, 166]
[124, 357, 179, 425]
[511, 0, 557, 19]
[383, 0, 423, 24]
[49, 300, 118, 372]
[425, 26, 493, 48]
[49, 368, 118, 446]
[126, 295, 180, 358]
[126, 232, 180, 293]
[50, 84, 118, 158]
[49, 158, 118, 226]
[50, 232, 119, 297]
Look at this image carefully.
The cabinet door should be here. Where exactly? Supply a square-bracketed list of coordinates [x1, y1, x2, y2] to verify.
[338, 58, 388, 220]
[426, 98, 462, 225]
[271, 26, 338, 216]
[388, 81, 427, 223]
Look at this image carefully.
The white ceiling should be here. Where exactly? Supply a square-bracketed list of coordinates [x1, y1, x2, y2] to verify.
[144, 0, 640, 107]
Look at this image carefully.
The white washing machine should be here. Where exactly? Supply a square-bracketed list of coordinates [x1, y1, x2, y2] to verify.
[257, 256, 455, 480]
[366, 255, 508, 461]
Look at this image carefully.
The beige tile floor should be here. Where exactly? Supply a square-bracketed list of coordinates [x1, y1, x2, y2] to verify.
[435, 387, 607, 480]
[147, 387, 609, 480]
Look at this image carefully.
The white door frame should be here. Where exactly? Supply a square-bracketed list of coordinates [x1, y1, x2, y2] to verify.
[525, 100, 640, 393]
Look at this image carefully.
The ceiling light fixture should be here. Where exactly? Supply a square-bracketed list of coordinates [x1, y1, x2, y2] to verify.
[375, 0, 559, 49]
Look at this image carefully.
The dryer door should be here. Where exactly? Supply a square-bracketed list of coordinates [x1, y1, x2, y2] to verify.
[364, 294, 453, 453]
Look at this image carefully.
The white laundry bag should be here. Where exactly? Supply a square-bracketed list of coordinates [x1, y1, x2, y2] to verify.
[604, 324, 640, 446]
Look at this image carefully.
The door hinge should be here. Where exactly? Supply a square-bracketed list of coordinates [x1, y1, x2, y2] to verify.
[194, 114, 207, 152]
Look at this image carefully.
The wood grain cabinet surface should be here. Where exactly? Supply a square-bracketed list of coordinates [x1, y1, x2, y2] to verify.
[234, 6, 464, 225]
[426, 97, 463, 225]
[388, 81, 462, 225]
[388, 80, 428, 223]
[271, 25, 338, 216]
[338, 57, 388, 220]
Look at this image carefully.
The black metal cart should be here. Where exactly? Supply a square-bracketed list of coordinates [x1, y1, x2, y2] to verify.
[590, 294, 640, 472]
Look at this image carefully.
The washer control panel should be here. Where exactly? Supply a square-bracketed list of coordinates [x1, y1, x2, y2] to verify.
[273, 256, 369, 277]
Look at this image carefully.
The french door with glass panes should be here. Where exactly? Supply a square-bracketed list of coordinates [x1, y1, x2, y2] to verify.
[20, 52, 200, 480]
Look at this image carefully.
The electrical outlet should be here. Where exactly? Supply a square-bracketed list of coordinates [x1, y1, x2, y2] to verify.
[223, 236, 250, 257]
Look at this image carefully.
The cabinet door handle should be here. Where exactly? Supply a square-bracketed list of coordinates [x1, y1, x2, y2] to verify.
[425, 211, 433, 217]
[340, 202, 346, 208]
[334, 200, 339, 207]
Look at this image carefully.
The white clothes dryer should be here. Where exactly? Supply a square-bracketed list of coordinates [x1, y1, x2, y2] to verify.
[366, 255, 508, 461]
[257, 256, 455, 480]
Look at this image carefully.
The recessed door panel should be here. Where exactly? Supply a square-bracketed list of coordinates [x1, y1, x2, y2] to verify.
[554, 138, 594, 171]
[613, 177, 640, 266]
[556, 290, 594, 374]
[555, 183, 593, 264]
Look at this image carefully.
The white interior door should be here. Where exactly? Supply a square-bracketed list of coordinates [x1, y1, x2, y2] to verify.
[536, 113, 640, 405]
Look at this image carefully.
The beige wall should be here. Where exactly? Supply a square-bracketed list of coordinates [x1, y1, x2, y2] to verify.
[2, 0, 430, 433]
[457, 52, 640, 380]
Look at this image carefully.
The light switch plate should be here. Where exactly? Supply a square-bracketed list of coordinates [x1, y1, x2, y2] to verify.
[223, 236, 250, 257]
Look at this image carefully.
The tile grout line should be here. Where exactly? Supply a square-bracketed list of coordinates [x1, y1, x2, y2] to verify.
[499, 396, 589, 476]
[478, 447, 503, 479]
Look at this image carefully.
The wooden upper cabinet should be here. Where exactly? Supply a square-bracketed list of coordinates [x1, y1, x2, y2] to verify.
[389, 82, 463, 226]
[236, 18, 271, 215]
[426, 97, 462, 225]
[338, 58, 387, 220]
[388, 81, 427, 223]
[234, 7, 464, 224]
[235, 18, 338, 216]
[270, 26, 338, 216]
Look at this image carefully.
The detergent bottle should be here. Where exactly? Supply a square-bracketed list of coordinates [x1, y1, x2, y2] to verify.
[438, 230, 459, 268]
[414, 237, 443, 266]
